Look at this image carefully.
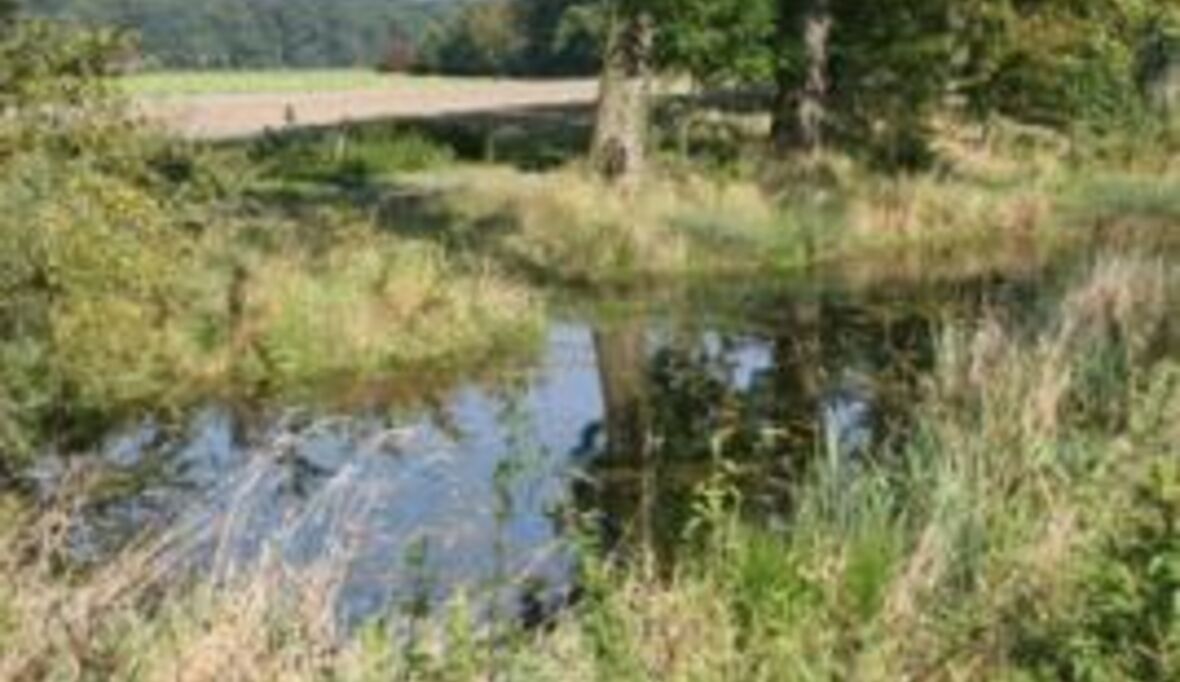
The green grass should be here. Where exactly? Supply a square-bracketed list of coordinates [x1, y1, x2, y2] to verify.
[116, 69, 489, 97]
[251, 125, 456, 188]
[226, 234, 544, 398]
[1058, 172, 1180, 226]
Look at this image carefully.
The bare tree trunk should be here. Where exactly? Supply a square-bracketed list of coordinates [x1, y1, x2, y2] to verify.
[591, 5, 653, 188]
[772, 0, 833, 155]
[798, 0, 833, 152]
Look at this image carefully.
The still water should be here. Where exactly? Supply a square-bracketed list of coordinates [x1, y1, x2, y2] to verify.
[34, 268, 1077, 626]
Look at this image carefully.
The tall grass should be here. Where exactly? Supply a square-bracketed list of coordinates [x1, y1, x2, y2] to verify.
[520, 256, 1179, 681]
[252, 126, 455, 189]
[426, 128, 1180, 289]
[227, 236, 543, 395]
[439, 168, 799, 286]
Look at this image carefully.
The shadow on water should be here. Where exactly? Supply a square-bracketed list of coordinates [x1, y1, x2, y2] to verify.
[16, 263, 1110, 629]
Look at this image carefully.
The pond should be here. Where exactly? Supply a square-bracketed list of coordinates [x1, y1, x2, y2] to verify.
[29, 263, 1088, 628]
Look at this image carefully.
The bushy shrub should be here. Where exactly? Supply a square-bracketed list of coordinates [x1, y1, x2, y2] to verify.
[0, 21, 201, 457]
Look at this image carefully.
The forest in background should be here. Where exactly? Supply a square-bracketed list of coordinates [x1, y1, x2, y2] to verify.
[29, 0, 602, 75]
[27, 0, 454, 68]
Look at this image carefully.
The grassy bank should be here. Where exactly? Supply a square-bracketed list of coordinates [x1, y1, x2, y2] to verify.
[248, 112, 1180, 290]
[0, 85, 544, 463]
[2, 256, 1176, 680]
[415, 162, 1180, 289]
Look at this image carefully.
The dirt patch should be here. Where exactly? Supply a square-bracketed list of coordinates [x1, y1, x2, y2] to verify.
[137, 79, 599, 140]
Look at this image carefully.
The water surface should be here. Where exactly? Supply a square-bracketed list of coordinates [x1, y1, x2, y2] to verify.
[34, 266, 1101, 625]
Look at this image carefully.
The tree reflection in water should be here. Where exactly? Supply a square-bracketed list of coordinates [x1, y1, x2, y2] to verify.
[574, 292, 939, 567]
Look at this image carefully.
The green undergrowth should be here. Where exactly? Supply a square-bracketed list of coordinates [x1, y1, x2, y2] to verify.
[1058, 172, 1180, 229]
[432, 167, 797, 287]
[216, 224, 544, 400]
[249, 125, 456, 190]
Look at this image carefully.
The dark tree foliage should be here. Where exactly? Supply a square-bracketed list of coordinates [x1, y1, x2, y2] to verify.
[953, 0, 1180, 130]
[826, 0, 955, 166]
[667, 0, 1171, 171]
[0, 0, 17, 28]
[418, 0, 524, 75]
[653, 0, 774, 86]
[518, 0, 600, 75]
[419, 0, 600, 76]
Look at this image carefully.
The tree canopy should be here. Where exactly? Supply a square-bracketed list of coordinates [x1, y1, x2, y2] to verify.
[417, 0, 600, 76]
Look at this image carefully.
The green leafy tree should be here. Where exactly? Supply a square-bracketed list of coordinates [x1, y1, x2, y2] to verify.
[0, 18, 191, 459]
[953, 0, 1178, 129]
[0, 19, 126, 111]
[831, 0, 954, 165]
[654, 0, 774, 87]
[589, 0, 776, 184]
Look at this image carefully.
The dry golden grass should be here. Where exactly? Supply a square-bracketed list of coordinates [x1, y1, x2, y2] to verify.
[442, 167, 783, 284]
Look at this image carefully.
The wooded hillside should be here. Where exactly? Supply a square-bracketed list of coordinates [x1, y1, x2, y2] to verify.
[28, 0, 454, 68]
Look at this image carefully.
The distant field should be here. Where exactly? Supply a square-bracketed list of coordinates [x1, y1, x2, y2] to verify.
[117, 69, 485, 97]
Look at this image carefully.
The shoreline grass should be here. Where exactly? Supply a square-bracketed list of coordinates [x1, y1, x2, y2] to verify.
[236, 107, 1178, 293]
[415, 158, 1179, 291]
